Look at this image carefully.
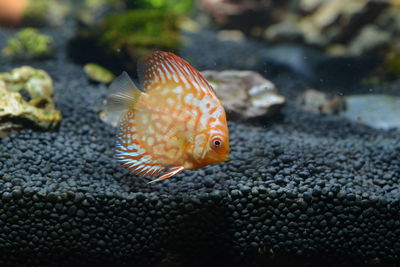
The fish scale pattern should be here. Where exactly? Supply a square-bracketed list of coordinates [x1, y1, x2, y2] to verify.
[1, 29, 400, 267]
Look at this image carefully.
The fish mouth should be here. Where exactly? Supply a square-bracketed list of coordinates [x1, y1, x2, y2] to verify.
[216, 153, 229, 163]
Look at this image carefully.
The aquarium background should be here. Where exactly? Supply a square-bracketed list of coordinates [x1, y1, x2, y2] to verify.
[0, 0, 400, 266]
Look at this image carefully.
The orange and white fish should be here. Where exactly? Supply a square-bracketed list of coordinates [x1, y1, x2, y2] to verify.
[107, 51, 229, 183]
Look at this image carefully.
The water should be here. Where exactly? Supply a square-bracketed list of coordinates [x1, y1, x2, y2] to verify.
[0, 1, 399, 266]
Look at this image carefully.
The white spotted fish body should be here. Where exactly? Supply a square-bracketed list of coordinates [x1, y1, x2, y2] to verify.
[107, 51, 229, 183]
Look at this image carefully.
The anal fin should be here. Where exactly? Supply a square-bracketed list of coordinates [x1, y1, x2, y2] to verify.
[147, 166, 184, 184]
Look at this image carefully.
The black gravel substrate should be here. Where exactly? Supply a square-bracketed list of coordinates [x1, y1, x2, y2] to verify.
[1, 22, 400, 267]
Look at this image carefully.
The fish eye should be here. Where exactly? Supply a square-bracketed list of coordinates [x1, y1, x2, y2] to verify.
[211, 136, 223, 149]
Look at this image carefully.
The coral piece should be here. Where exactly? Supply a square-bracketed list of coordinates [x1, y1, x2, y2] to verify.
[199, 0, 276, 34]
[0, 66, 61, 133]
[297, 89, 346, 115]
[263, 20, 305, 43]
[289, 0, 389, 48]
[202, 70, 286, 120]
[346, 25, 390, 56]
[2, 28, 53, 60]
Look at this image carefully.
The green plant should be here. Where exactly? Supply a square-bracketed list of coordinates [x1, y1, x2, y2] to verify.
[385, 50, 400, 77]
[100, 9, 181, 56]
[2, 28, 53, 60]
[125, 0, 193, 14]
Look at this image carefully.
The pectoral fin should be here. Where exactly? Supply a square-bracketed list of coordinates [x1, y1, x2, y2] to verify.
[106, 71, 142, 112]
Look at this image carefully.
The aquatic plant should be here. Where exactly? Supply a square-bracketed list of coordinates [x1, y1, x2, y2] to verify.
[124, 0, 193, 14]
[68, 0, 192, 73]
[100, 9, 181, 58]
[384, 49, 400, 78]
[364, 48, 400, 84]
[2, 28, 53, 60]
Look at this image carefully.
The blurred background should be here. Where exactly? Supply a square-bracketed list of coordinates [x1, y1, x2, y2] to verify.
[1, 0, 400, 127]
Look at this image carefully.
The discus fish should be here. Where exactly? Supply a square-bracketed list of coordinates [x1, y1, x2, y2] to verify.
[107, 51, 229, 183]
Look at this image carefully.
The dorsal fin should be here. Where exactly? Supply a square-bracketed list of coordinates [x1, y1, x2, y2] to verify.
[137, 51, 217, 96]
[106, 71, 142, 112]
